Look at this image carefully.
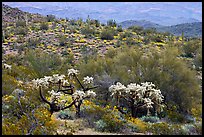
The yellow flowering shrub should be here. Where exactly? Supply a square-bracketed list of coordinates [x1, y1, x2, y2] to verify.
[2, 106, 59, 135]
[125, 116, 147, 132]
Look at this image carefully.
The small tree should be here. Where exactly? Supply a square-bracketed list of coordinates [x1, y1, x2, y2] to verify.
[32, 69, 98, 117]
[109, 81, 164, 117]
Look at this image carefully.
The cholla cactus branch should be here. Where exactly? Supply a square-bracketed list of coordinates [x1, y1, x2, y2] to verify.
[3, 63, 12, 70]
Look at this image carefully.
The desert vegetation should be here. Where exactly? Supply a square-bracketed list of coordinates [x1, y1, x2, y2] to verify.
[2, 4, 202, 135]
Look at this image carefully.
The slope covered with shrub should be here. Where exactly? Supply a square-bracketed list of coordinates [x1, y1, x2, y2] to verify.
[2, 4, 202, 135]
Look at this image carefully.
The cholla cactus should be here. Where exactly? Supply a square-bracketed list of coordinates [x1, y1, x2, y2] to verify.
[126, 83, 146, 99]
[62, 79, 69, 86]
[72, 90, 86, 100]
[109, 82, 126, 96]
[109, 81, 164, 117]
[32, 78, 49, 88]
[85, 90, 96, 98]
[143, 98, 154, 108]
[52, 74, 65, 83]
[83, 76, 94, 85]
[32, 69, 97, 116]
[72, 90, 96, 100]
[67, 68, 79, 78]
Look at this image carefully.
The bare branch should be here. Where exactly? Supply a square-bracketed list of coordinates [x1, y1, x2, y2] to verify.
[39, 86, 51, 106]
[60, 99, 76, 110]
[83, 86, 99, 92]
[73, 73, 85, 90]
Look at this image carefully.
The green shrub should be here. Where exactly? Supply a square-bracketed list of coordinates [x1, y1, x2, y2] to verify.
[24, 49, 66, 77]
[81, 25, 95, 38]
[101, 112, 126, 132]
[2, 74, 19, 96]
[26, 38, 41, 48]
[193, 46, 202, 70]
[128, 26, 144, 33]
[16, 20, 26, 27]
[147, 122, 171, 135]
[15, 27, 28, 36]
[78, 46, 201, 114]
[100, 28, 116, 40]
[117, 25, 123, 32]
[59, 35, 67, 46]
[119, 31, 133, 39]
[40, 22, 49, 30]
[182, 39, 201, 58]
[167, 109, 187, 123]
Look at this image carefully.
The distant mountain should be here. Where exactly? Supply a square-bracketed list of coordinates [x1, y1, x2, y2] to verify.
[119, 20, 164, 29]
[119, 19, 202, 38]
[3, 2, 202, 26]
[156, 22, 202, 37]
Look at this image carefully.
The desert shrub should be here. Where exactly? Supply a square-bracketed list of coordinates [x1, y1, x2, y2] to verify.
[125, 116, 147, 133]
[57, 109, 74, 120]
[81, 101, 127, 132]
[78, 46, 201, 114]
[117, 25, 123, 32]
[140, 116, 160, 123]
[59, 35, 67, 46]
[16, 20, 26, 27]
[119, 31, 133, 40]
[193, 46, 202, 70]
[81, 100, 108, 122]
[107, 19, 117, 27]
[146, 122, 171, 135]
[193, 122, 202, 135]
[126, 122, 139, 132]
[2, 86, 59, 135]
[181, 124, 198, 135]
[24, 49, 66, 77]
[15, 26, 28, 36]
[128, 26, 144, 33]
[94, 119, 107, 132]
[182, 39, 201, 58]
[40, 22, 49, 30]
[81, 25, 95, 38]
[11, 64, 38, 81]
[2, 74, 19, 96]
[147, 122, 201, 135]
[26, 38, 41, 48]
[46, 14, 56, 22]
[126, 37, 137, 45]
[101, 112, 126, 132]
[191, 106, 202, 122]
[100, 27, 116, 40]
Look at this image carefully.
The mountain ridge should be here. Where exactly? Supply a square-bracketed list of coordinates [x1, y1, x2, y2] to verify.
[3, 2, 201, 26]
